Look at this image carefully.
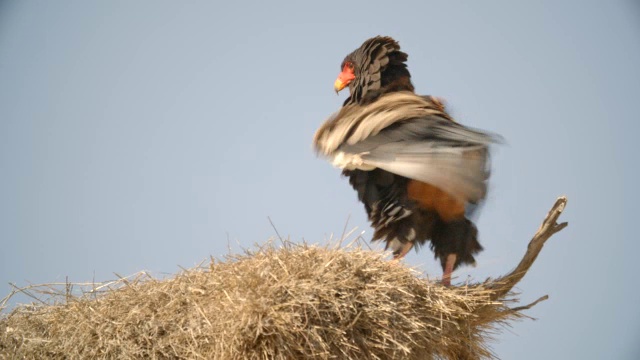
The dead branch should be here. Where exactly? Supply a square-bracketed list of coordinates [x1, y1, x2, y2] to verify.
[488, 196, 568, 300]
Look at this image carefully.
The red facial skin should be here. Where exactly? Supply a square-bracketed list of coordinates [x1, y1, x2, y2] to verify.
[334, 63, 355, 93]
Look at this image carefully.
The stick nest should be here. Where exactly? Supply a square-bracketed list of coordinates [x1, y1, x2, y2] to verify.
[0, 197, 568, 360]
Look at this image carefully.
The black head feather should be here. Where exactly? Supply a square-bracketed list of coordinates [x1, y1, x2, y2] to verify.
[341, 36, 414, 106]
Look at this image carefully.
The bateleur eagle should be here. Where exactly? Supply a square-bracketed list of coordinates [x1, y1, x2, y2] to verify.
[313, 36, 501, 286]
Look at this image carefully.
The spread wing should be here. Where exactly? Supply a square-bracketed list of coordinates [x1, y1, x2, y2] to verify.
[313, 92, 501, 204]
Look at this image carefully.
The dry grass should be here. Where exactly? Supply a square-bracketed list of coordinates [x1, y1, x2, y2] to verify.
[0, 197, 568, 359]
[0, 239, 536, 360]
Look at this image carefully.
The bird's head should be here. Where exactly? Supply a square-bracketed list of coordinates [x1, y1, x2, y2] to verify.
[334, 36, 413, 105]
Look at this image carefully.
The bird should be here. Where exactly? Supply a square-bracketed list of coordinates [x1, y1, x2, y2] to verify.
[313, 36, 500, 286]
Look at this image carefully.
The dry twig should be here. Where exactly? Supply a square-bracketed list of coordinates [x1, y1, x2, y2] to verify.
[488, 196, 568, 300]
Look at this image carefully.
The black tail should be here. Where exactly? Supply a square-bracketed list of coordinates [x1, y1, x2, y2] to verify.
[430, 218, 483, 272]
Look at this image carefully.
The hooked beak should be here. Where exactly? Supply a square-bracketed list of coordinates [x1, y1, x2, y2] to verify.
[334, 78, 347, 94]
[334, 65, 355, 93]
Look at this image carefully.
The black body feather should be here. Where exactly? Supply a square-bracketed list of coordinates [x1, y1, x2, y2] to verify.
[315, 36, 498, 273]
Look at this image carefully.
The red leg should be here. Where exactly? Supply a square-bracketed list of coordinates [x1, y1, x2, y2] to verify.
[442, 254, 457, 286]
[392, 241, 414, 260]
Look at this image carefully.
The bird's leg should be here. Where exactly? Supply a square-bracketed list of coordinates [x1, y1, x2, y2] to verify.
[442, 254, 457, 286]
[392, 241, 414, 260]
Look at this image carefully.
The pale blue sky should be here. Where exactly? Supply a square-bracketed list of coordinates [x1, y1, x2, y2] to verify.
[1, 1, 639, 358]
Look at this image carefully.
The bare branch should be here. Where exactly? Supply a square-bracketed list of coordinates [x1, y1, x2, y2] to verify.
[509, 295, 549, 313]
[488, 196, 568, 300]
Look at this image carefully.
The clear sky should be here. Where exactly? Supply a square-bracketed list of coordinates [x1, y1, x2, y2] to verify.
[1, 1, 639, 358]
